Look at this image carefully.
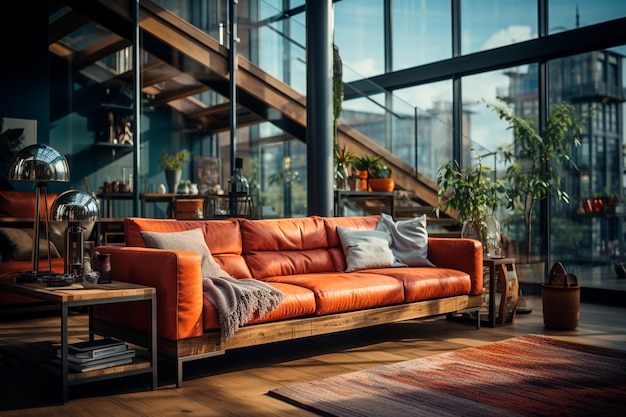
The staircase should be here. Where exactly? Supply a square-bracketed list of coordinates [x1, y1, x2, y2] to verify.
[51, 0, 452, 220]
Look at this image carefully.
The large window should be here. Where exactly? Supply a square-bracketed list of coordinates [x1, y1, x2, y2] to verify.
[334, 0, 385, 80]
[394, 81, 453, 180]
[392, 0, 451, 71]
[549, 0, 626, 34]
[461, 0, 537, 55]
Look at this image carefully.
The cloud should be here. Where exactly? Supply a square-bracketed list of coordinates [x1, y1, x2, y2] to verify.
[482, 25, 534, 50]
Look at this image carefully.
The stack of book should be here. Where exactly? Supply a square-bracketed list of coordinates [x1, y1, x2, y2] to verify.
[56, 338, 135, 373]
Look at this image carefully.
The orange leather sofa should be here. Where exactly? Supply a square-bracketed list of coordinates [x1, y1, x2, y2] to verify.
[93, 215, 483, 386]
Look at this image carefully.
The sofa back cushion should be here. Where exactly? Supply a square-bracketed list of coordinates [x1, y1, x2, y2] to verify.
[123, 217, 252, 278]
[0, 191, 57, 219]
[240, 216, 335, 278]
[323, 216, 380, 272]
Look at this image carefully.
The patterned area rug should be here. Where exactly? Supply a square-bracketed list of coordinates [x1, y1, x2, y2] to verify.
[268, 335, 626, 417]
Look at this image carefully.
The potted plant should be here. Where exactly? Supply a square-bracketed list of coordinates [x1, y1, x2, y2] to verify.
[486, 98, 591, 266]
[436, 149, 504, 254]
[352, 155, 380, 191]
[158, 149, 190, 194]
[334, 144, 355, 191]
[368, 158, 394, 192]
[177, 179, 192, 194]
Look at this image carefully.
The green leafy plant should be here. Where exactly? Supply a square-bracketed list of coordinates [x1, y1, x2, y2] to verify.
[436, 150, 504, 251]
[368, 159, 392, 178]
[157, 149, 190, 171]
[436, 149, 503, 225]
[333, 43, 344, 147]
[334, 144, 356, 171]
[487, 98, 592, 263]
[352, 154, 380, 173]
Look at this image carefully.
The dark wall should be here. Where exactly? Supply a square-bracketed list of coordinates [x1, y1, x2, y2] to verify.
[1, 5, 50, 192]
[0, 4, 49, 144]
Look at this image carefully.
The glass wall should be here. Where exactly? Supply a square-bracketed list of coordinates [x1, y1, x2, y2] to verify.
[48, 1, 625, 279]
[461, 0, 537, 55]
[391, 0, 451, 71]
[393, 81, 453, 180]
[334, 0, 385, 80]
[549, 0, 626, 33]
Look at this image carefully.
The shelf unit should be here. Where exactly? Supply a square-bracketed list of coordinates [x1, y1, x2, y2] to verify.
[0, 281, 157, 403]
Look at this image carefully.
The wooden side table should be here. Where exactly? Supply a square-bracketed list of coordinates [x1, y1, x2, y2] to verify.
[483, 257, 519, 327]
[0, 280, 157, 403]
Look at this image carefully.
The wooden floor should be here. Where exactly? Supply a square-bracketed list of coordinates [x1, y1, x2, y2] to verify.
[1, 296, 625, 416]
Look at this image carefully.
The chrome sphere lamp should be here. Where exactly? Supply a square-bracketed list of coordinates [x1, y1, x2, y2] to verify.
[50, 190, 99, 278]
[7, 144, 70, 282]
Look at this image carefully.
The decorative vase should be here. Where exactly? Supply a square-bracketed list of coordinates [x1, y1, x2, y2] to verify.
[335, 163, 350, 191]
[165, 169, 182, 194]
[461, 219, 488, 253]
[542, 284, 580, 330]
[484, 214, 502, 257]
[189, 183, 199, 195]
[91, 252, 111, 283]
[368, 178, 395, 192]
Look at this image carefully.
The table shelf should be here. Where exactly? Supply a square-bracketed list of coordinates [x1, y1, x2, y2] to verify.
[0, 281, 157, 403]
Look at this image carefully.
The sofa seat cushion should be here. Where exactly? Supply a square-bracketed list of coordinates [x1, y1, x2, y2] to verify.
[362, 267, 471, 302]
[202, 282, 316, 330]
[260, 272, 405, 316]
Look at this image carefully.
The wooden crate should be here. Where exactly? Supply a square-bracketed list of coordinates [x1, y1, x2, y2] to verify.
[175, 199, 203, 219]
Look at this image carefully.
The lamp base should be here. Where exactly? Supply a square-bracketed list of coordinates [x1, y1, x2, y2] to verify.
[14, 271, 56, 283]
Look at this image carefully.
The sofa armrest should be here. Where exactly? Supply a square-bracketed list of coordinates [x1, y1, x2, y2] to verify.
[427, 238, 483, 295]
[94, 246, 204, 341]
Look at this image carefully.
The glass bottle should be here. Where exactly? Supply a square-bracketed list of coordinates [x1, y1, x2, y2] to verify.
[228, 157, 249, 216]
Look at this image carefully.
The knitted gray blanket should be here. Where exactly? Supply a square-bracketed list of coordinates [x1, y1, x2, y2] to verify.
[202, 275, 284, 344]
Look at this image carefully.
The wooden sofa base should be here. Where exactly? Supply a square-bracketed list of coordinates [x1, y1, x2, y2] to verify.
[93, 294, 482, 387]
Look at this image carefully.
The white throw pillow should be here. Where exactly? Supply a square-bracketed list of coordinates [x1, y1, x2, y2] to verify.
[336, 225, 396, 272]
[375, 213, 435, 267]
[140, 228, 230, 278]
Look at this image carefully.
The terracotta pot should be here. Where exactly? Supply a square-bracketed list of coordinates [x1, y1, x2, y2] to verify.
[355, 170, 368, 191]
[542, 284, 580, 330]
[368, 178, 395, 192]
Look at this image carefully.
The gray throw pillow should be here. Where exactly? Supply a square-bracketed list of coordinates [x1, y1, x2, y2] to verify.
[336, 225, 396, 272]
[140, 228, 230, 278]
[375, 213, 435, 267]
